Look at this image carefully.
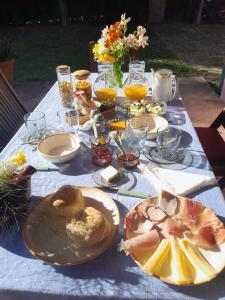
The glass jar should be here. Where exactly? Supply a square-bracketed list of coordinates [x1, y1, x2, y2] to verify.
[56, 65, 73, 108]
[93, 65, 118, 101]
[91, 147, 113, 167]
[116, 148, 140, 169]
[123, 63, 149, 101]
[90, 134, 110, 149]
[73, 69, 92, 101]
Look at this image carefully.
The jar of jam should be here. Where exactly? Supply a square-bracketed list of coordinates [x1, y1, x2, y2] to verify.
[90, 134, 110, 150]
[117, 148, 140, 169]
[56, 65, 73, 108]
[92, 147, 113, 167]
[73, 70, 92, 101]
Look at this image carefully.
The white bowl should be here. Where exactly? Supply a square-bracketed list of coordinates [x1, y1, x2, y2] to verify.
[37, 133, 80, 163]
[130, 114, 168, 138]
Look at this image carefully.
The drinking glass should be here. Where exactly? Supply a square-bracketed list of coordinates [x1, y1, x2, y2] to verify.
[156, 126, 182, 160]
[57, 108, 79, 133]
[24, 111, 46, 141]
[125, 118, 149, 150]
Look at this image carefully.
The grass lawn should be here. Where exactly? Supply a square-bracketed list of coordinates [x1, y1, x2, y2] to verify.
[0, 23, 224, 89]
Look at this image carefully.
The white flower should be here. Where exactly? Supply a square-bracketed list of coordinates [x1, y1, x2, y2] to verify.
[98, 38, 107, 54]
[138, 36, 148, 48]
[102, 26, 109, 36]
[126, 34, 139, 48]
[137, 26, 146, 36]
[120, 13, 131, 26]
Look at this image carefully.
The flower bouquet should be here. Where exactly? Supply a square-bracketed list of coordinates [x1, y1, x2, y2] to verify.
[0, 152, 36, 230]
[93, 14, 148, 87]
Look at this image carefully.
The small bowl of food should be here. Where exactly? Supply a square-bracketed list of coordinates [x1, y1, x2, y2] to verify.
[37, 133, 80, 163]
[106, 118, 126, 130]
[130, 114, 168, 139]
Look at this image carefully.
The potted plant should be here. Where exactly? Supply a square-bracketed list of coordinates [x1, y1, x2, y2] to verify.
[0, 38, 16, 84]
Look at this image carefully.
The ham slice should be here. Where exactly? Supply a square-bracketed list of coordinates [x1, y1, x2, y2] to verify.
[158, 218, 188, 238]
[123, 229, 160, 254]
[125, 211, 153, 234]
[158, 190, 177, 216]
[183, 208, 223, 232]
[147, 206, 166, 222]
[136, 199, 154, 219]
[214, 227, 225, 245]
[177, 198, 204, 221]
[185, 226, 218, 250]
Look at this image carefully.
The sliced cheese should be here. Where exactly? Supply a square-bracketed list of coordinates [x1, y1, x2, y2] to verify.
[170, 239, 196, 285]
[100, 166, 119, 182]
[179, 239, 216, 283]
[142, 239, 170, 276]
[198, 242, 225, 273]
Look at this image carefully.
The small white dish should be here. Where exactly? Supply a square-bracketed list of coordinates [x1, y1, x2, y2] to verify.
[37, 133, 80, 163]
[130, 114, 168, 138]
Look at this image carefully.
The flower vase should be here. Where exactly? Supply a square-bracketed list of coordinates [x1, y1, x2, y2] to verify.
[113, 60, 123, 88]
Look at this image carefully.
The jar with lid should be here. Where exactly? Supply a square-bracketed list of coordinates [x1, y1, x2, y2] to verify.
[73, 69, 92, 101]
[93, 64, 118, 101]
[56, 65, 73, 108]
[123, 61, 149, 101]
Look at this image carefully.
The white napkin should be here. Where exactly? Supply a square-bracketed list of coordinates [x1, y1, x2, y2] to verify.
[138, 163, 217, 196]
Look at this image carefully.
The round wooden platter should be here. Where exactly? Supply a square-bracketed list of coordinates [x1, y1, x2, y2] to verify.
[23, 186, 120, 266]
[124, 195, 225, 286]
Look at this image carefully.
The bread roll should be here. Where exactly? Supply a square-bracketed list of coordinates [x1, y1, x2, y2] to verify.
[66, 207, 111, 247]
[50, 185, 85, 217]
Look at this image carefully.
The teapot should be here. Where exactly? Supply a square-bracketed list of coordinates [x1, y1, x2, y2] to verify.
[151, 69, 176, 102]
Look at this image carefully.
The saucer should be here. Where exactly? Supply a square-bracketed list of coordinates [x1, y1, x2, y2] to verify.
[143, 147, 186, 164]
[92, 168, 134, 190]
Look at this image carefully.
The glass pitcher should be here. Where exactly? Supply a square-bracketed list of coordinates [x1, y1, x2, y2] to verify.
[123, 61, 149, 101]
[152, 69, 176, 102]
[93, 64, 118, 101]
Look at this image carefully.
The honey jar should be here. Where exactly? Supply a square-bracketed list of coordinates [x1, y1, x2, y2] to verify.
[73, 69, 92, 101]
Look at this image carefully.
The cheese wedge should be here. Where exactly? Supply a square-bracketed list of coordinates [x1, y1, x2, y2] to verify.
[170, 239, 196, 285]
[142, 239, 170, 276]
[179, 239, 215, 283]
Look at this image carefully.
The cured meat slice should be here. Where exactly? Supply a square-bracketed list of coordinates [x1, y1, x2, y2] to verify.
[123, 229, 160, 253]
[158, 190, 177, 216]
[157, 218, 188, 238]
[183, 208, 223, 232]
[147, 206, 166, 222]
[125, 211, 153, 234]
[184, 226, 218, 250]
[136, 199, 154, 219]
[177, 198, 204, 221]
[214, 227, 225, 245]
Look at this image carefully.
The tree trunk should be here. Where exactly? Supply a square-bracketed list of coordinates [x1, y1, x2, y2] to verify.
[57, 0, 69, 27]
[148, 0, 166, 24]
[195, 0, 204, 25]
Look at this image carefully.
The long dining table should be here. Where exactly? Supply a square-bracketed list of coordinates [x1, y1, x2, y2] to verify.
[0, 73, 225, 300]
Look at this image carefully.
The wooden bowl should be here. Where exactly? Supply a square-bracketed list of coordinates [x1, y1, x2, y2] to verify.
[23, 186, 120, 265]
